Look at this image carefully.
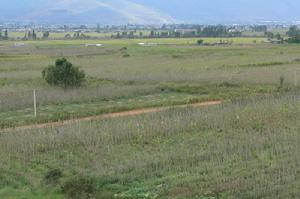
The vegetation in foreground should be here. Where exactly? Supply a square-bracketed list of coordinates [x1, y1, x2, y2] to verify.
[0, 93, 299, 199]
[1, 36, 300, 198]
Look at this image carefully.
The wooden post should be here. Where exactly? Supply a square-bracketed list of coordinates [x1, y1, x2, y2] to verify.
[295, 71, 298, 87]
[33, 89, 37, 118]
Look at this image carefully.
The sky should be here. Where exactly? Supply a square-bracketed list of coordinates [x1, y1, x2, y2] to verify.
[1, 0, 300, 24]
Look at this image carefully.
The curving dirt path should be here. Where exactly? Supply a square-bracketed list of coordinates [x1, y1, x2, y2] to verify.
[1, 100, 222, 133]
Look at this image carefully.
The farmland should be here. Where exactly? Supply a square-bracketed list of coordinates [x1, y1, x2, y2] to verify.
[1, 38, 300, 127]
[0, 37, 300, 198]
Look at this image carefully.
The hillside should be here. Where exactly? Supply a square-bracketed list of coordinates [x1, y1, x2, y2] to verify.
[1, 0, 300, 24]
[0, 0, 177, 24]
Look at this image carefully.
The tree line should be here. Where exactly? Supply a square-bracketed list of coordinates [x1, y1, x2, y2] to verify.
[264, 26, 300, 44]
[23, 30, 50, 40]
[285, 26, 300, 43]
[2, 25, 300, 42]
[111, 25, 242, 39]
[0, 29, 50, 40]
[0, 30, 9, 40]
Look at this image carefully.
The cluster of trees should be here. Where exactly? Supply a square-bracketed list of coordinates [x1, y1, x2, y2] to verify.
[286, 26, 300, 43]
[111, 25, 242, 39]
[251, 25, 268, 32]
[113, 31, 138, 39]
[264, 32, 283, 40]
[0, 30, 9, 40]
[42, 31, 50, 39]
[24, 30, 37, 40]
[263, 26, 300, 44]
[65, 32, 90, 39]
[23, 30, 50, 40]
[200, 26, 242, 37]
[96, 24, 101, 33]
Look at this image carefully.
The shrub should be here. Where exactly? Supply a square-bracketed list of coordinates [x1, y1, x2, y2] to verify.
[197, 39, 204, 45]
[120, 47, 128, 51]
[219, 81, 239, 88]
[42, 58, 85, 88]
[122, 53, 130, 58]
[280, 75, 285, 87]
[44, 168, 63, 185]
[62, 176, 96, 199]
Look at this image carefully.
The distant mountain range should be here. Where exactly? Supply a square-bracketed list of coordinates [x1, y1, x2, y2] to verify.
[1, 0, 300, 24]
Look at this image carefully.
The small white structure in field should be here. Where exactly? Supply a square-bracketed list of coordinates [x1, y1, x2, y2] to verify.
[138, 42, 157, 46]
[85, 44, 103, 47]
[14, 43, 27, 47]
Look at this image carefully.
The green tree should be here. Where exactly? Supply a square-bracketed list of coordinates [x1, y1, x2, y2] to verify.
[73, 32, 80, 38]
[150, 30, 155, 37]
[275, 33, 281, 40]
[4, 30, 8, 40]
[32, 30, 37, 40]
[28, 31, 32, 39]
[285, 26, 300, 43]
[42, 58, 85, 88]
[197, 39, 204, 45]
[287, 26, 299, 37]
[264, 31, 274, 39]
[129, 31, 134, 38]
[122, 31, 128, 37]
[42, 31, 50, 39]
[96, 24, 101, 33]
[174, 31, 181, 38]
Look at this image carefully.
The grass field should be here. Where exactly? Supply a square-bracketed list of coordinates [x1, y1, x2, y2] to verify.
[1, 37, 300, 198]
[1, 38, 300, 127]
[1, 93, 299, 198]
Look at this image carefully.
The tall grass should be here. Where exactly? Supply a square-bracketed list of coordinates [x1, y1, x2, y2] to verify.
[1, 93, 299, 198]
[0, 85, 156, 111]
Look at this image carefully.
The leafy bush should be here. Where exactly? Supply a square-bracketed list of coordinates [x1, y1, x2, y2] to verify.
[197, 39, 204, 45]
[62, 176, 96, 199]
[44, 168, 63, 185]
[42, 58, 85, 88]
[122, 53, 131, 58]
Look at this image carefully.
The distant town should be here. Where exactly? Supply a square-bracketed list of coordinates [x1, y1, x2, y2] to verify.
[0, 22, 295, 41]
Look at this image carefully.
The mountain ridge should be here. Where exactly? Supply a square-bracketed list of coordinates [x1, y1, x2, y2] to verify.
[1, 0, 300, 24]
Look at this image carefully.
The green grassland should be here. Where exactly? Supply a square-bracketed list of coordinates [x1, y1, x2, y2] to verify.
[1, 37, 300, 198]
[0, 93, 299, 198]
[1, 38, 300, 127]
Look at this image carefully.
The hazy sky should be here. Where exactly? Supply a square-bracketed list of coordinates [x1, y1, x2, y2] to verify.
[1, 0, 300, 24]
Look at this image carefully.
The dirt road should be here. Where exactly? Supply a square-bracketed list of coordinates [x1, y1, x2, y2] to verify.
[1, 100, 222, 132]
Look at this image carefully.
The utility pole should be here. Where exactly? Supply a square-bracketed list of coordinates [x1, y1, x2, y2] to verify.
[33, 89, 37, 118]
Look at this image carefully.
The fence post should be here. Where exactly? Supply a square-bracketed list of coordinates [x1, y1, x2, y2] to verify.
[295, 71, 298, 87]
[33, 89, 37, 118]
